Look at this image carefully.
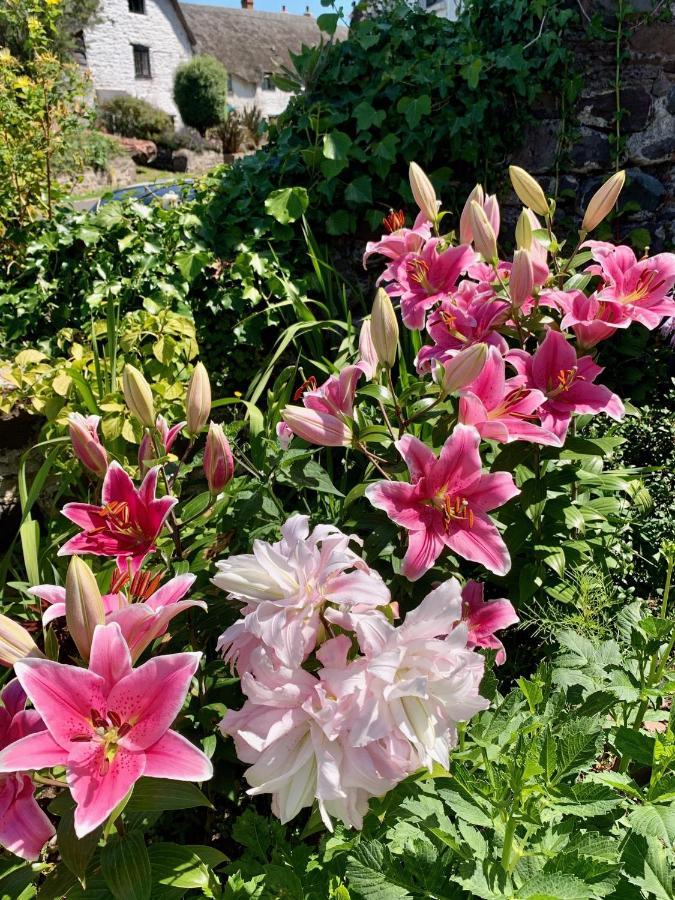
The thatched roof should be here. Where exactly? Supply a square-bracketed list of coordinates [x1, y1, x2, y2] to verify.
[180, 2, 346, 84]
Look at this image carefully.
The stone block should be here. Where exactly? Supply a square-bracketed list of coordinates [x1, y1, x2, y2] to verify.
[569, 127, 611, 173]
[625, 97, 675, 165]
[630, 24, 675, 59]
[511, 120, 561, 174]
[578, 85, 651, 133]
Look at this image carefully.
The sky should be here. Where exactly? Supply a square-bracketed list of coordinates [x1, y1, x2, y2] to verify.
[182, 0, 331, 18]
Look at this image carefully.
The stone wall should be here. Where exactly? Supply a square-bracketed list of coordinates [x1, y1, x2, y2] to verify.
[510, 1, 674, 251]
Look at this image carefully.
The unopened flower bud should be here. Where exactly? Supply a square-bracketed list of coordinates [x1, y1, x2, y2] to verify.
[459, 184, 484, 244]
[0, 615, 44, 667]
[204, 422, 234, 494]
[469, 202, 497, 261]
[281, 406, 352, 447]
[276, 420, 293, 450]
[515, 209, 533, 250]
[440, 343, 488, 394]
[371, 288, 398, 368]
[138, 430, 155, 474]
[65, 556, 105, 662]
[186, 362, 211, 436]
[409, 162, 438, 223]
[509, 249, 534, 309]
[122, 364, 155, 428]
[358, 319, 378, 381]
[581, 170, 625, 233]
[68, 413, 108, 477]
[508, 166, 549, 217]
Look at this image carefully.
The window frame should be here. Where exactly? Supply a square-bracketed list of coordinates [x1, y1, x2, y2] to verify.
[261, 73, 276, 92]
[132, 44, 152, 79]
[128, 0, 145, 14]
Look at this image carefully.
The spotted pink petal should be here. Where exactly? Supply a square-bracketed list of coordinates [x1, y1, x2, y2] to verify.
[143, 730, 213, 781]
[68, 742, 145, 838]
[0, 730, 67, 772]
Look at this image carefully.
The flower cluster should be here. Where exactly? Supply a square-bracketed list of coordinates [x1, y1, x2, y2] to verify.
[214, 515, 516, 829]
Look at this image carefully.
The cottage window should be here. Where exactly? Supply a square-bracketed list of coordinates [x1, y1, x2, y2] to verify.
[261, 73, 275, 91]
[227, 74, 233, 94]
[128, 0, 145, 13]
[133, 45, 151, 79]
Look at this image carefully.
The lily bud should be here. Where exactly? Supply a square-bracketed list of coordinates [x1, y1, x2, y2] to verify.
[358, 319, 378, 381]
[459, 184, 484, 244]
[409, 162, 438, 223]
[122, 364, 155, 428]
[0, 615, 44, 667]
[186, 362, 211, 436]
[509, 249, 534, 309]
[68, 413, 108, 477]
[515, 209, 533, 250]
[371, 288, 398, 368]
[65, 556, 105, 662]
[138, 430, 155, 474]
[469, 202, 498, 261]
[281, 406, 352, 447]
[582, 170, 625, 233]
[440, 343, 488, 394]
[204, 422, 234, 494]
[508, 166, 549, 217]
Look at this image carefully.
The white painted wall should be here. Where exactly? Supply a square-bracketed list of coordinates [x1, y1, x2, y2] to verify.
[83, 0, 193, 123]
[227, 74, 292, 119]
[424, 0, 460, 20]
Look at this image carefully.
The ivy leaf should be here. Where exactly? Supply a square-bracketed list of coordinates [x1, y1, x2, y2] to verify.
[353, 101, 386, 131]
[264, 187, 309, 224]
[345, 176, 373, 205]
[461, 57, 483, 89]
[317, 12, 340, 35]
[395, 95, 431, 128]
[174, 249, 210, 282]
[321, 131, 352, 178]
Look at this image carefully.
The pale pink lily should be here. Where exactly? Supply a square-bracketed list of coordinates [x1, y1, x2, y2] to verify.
[30, 573, 204, 662]
[0, 680, 54, 860]
[138, 415, 186, 472]
[522, 209, 550, 286]
[214, 514, 391, 669]
[68, 414, 108, 478]
[507, 329, 624, 442]
[363, 212, 432, 282]
[0, 623, 212, 837]
[281, 365, 364, 448]
[366, 426, 519, 580]
[389, 239, 479, 330]
[584, 241, 675, 329]
[276, 421, 293, 450]
[59, 462, 177, 575]
[459, 185, 500, 245]
[357, 318, 379, 380]
[459, 346, 561, 446]
[461, 580, 518, 665]
[542, 289, 631, 350]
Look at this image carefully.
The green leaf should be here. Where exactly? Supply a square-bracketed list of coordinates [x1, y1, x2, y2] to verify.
[461, 58, 483, 89]
[395, 95, 431, 129]
[317, 12, 339, 34]
[518, 872, 592, 899]
[622, 833, 674, 900]
[553, 719, 603, 783]
[353, 102, 386, 132]
[264, 187, 309, 224]
[147, 843, 211, 891]
[326, 209, 352, 235]
[614, 726, 655, 767]
[346, 841, 412, 899]
[629, 803, 675, 843]
[437, 789, 492, 827]
[345, 176, 373, 206]
[174, 250, 210, 282]
[57, 809, 101, 881]
[125, 778, 213, 812]
[101, 832, 151, 900]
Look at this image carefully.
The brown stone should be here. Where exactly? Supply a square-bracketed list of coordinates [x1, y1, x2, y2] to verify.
[630, 24, 675, 58]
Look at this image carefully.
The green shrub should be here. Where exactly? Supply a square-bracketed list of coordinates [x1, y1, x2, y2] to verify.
[98, 95, 173, 141]
[173, 55, 229, 136]
[54, 128, 119, 174]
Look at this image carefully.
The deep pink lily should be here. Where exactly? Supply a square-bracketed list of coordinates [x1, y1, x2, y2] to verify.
[461, 581, 518, 665]
[507, 329, 624, 442]
[417, 285, 509, 373]
[542, 289, 631, 350]
[389, 239, 479, 330]
[363, 212, 432, 282]
[30, 573, 204, 662]
[58, 462, 177, 575]
[365, 425, 519, 580]
[0, 680, 54, 860]
[0, 623, 212, 837]
[138, 415, 186, 472]
[583, 241, 675, 329]
[282, 365, 364, 448]
[459, 346, 561, 446]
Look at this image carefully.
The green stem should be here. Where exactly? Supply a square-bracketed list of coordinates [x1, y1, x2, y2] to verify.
[501, 816, 517, 872]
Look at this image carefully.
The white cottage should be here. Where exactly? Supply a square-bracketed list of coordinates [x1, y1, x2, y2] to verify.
[81, 0, 344, 124]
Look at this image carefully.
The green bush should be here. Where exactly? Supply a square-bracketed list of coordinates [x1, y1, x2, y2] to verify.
[98, 95, 173, 142]
[173, 55, 229, 136]
[53, 128, 119, 174]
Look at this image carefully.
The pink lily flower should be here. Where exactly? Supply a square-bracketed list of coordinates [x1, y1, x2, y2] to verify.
[416, 286, 510, 373]
[507, 329, 624, 442]
[30, 573, 205, 663]
[138, 415, 186, 472]
[459, 185, 500, 245]
[389, 239, 479, 330]
[58, 462, 177, 575]
[459, 346, 561, 446]
[281, 365, 364, 448]
[583, 241, 675, 329]
[68, 414, 108, 478]
[365, 426, 519, 580]
[522, 209, 550, 286]
[357, 318, 379, 381]
[276, 420, 294, 450]
[542, 289, 631, 350]
[0, 680, 55, 860]
[461, 580, 518, 665]
[363, 211, 432, 282]
[0, 623, 212, 837]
